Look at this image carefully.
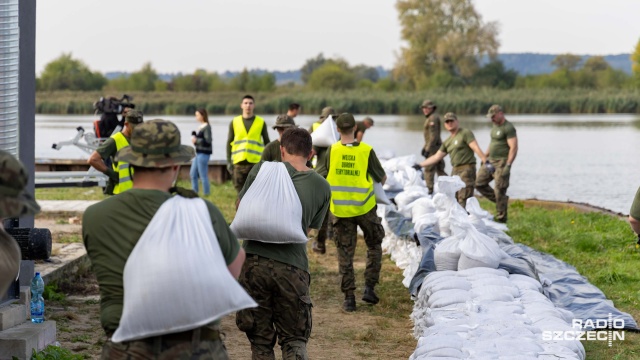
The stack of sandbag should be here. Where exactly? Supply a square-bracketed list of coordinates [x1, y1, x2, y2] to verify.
[409, 268, 585, 360]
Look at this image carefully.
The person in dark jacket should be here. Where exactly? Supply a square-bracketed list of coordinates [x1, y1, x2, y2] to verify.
[191, 108, 213, 195]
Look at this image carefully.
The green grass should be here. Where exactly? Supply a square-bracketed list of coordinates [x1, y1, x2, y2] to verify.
[480, 198, 640, 359]
[38, 185, 640, 358]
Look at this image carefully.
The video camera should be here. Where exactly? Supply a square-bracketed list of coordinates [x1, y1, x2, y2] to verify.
[93, 94, 135, 115]
[93, 94, 135, 138]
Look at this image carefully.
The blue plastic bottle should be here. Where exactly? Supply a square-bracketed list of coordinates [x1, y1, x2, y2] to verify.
[30, 272, 45, 323]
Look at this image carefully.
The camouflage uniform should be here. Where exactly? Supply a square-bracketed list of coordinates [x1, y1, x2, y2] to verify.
[0, 151, 41, 294]
[232, 164, 255, 193]
[421, 101, 447, 193]
[101, 325, 228, 360]
[332, 207, 385, 296]
[452, 164, 476, 208]
[476, 159, 510, 221]
[236, 256, 312, 360]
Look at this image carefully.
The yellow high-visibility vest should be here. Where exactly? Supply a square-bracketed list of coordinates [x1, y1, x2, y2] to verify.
[111, 132, 133, 194]
[230, 116, 265, 164]
[326, 142, 375, 218]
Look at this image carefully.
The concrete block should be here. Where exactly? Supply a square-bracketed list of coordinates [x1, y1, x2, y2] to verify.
[0, 321, 56, 360]
[0, 304, 26, 331]
[18, 287, 30, 320]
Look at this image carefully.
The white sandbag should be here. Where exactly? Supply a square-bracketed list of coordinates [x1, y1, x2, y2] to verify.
[112, 197, 257, 342]
[469, 289, 515, 302]
[427, 289, 471, 308]
[435, 176, 466, 198]
[382, 155, 416, 172]
[231, 162, 308, 243]
[458, 227, 507, 270]
[310, 117, 339, 147]
[470, 285, 520, 299]
[470, 276, 513, 288]
[382, 170, 403, 191]
[465, 197, 492, 219]
[424, 348, 465, 358]
[411, 197, 436, 219]
[424, 278, 471, 297]
[413, 213, 438, 234]
[458, 267, 508, 278]
[434, 236, 462, 271]
[374, 182, 391, 205]
[509, 274, 543, 293]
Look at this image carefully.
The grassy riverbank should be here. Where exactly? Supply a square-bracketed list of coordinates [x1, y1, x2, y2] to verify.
[37, 88, 640, 116]
[35, 186, 639, 358]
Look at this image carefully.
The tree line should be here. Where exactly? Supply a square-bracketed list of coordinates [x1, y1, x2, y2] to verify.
[36, 0, 640, 93]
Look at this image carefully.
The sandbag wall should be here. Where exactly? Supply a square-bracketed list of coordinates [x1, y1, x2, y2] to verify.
[378, 155, 586, 360]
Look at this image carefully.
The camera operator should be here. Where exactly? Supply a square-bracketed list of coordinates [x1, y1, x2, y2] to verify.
[88, 110, 143, 195]
[93, 95, 135, 138]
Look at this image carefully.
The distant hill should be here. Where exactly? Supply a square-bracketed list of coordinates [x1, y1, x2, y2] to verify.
[494, 53, 632, 75]
[105, 53, 632, 83]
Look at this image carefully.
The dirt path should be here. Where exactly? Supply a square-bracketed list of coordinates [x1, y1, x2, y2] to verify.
[37, 215, 415, 359]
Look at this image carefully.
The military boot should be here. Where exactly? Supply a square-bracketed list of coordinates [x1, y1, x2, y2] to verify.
[343, 295, 356, 312]
[362, 285, 379, 305]
[312, 241, 326, 254]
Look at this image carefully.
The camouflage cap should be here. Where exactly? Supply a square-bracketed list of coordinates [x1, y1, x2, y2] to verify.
[0, 151, 40, 218]
[115, 119, 195, 168]
[336, 113, 356, 129]
[362, 116, 374, 125]
[272, 115, 296, 129]
[486, 104, 503, 118]
[443, 112, 458, 121]
[125, 109, 144, 125]
[421, 100, 436, 108]
[319, 106, 336, 121]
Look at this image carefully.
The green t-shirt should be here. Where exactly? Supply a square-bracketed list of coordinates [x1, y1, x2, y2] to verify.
[82, 189, 240, 333]
[238, 161, 331, 273]
[261, 139, 282, 162]
[439, 128, 477, 167]
[96, 136, 127, 160]
[318, 142, 386, 183]
[489, 119, 517, 160]
[630, 186, 640, 221]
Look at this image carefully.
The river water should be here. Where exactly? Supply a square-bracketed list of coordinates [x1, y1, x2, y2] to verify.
[35, 113, 640, 214]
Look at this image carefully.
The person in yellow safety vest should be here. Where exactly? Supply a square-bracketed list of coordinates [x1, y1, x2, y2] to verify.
[88, 110, 144, 195]
[308, 106, 336, 254]
[318, 113, 388, 312]
[226, 94, 271, 193]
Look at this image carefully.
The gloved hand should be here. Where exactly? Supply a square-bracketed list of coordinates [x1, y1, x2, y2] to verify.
[502, 164, 511, 177]
[484, 162, 496, 174]
[191, 131, 197, 137]
[421, 148, 429, 158]
[104, 168, 119, 182]
[227, 163, 234, 175]
[412, 164, 422, 171]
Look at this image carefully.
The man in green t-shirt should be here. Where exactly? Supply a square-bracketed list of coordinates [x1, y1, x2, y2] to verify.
[355, 116, 374, 143]
[83, 120, 245, 359]
[475, 105, 519, 223]
[417, 113, 489, 207]
[87, 110, 143, 195]
[421, 100, 448, 194]
[309, 106, 337, 254]
[236, 128, 331, 360]
[628, 187, 640, 241]
[319, 113, 387, 312]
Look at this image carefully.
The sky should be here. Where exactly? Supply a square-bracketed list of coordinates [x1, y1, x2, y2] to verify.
[35, 0, 640, 75]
